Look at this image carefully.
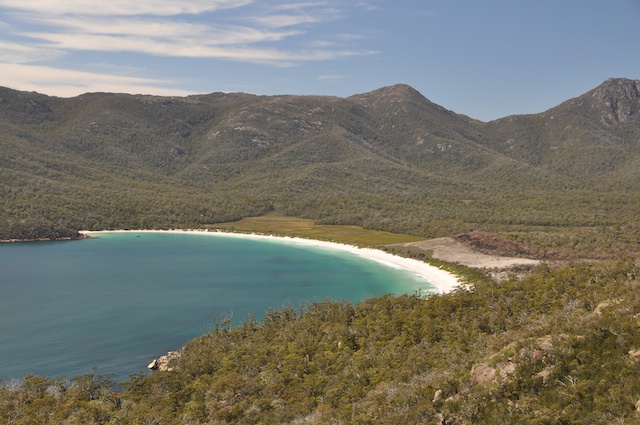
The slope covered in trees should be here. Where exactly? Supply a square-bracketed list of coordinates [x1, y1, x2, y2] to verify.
[2, 259, 639, 424]
[1, 79, 640, 254]
[2, 79, 640, 423]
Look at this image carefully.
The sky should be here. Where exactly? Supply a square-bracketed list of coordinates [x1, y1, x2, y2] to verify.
[0, 0, 639, 121]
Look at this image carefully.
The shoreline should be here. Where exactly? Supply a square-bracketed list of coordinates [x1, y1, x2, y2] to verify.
[81, 229, 461, 294]
[0, 234, 90, 243]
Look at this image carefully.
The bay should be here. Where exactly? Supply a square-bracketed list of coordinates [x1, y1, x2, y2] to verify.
[0, 231, 437, 382]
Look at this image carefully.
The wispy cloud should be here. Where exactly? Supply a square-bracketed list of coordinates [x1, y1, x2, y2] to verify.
[356, 1, 381, 11]
[0, 0, 254, 16]
[19, 31, 366, 65]
[0, 39, 62, 63]
[0, 62, 193, 96]
[20, 15, 305, 52]
[251, 14, 320, 29]
[7, 2, 370, 63]
[272, 2, 329, 12]
[0, 0, 379, 95]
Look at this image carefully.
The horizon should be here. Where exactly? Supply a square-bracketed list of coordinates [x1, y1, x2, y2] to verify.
[0, 1, 639, 121]
[3, 77, 635, 123]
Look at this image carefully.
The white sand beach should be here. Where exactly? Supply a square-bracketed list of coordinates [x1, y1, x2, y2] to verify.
[81, 229, 461, 294]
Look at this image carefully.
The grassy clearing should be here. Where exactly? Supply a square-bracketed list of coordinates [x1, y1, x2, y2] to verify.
[207, 214, 424, 246]
[209, 215, 488, 285]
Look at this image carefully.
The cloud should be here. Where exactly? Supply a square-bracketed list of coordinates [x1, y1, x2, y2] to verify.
[245, 1, 344, 30]
[20, 30, 374, 66]
[0, 39, 62, 63]
[22, 15, 303, 47]
[0, 0, 254, 16]
[27, 16, 214, 38]
[251, 14, 320, 29]
[20, 31, 369, 65]
[8, 3, 370, 64]
[0, 62, 193, 96]
[272, 2, 329, 12]
[356, 1, 381, 11]
[0, 1, 379, 95]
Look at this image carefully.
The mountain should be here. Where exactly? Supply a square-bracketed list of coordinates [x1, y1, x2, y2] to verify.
[1, 79, 639, 248]
[483, 78, 640, 181]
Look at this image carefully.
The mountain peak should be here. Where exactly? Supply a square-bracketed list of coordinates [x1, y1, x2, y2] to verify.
[350, 83, 425, 102]
[589, 78, 640, 123]
[593, 78, 640, 100]
[374, 83, 423, 96]
[600, 77, 639, 88]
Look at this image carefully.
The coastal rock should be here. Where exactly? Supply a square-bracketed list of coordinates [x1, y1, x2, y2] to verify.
[149, 350, 181, 372]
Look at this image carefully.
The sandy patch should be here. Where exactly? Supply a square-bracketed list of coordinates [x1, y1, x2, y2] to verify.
[402, 237, 541, 269]
[81, 230, 461, 294]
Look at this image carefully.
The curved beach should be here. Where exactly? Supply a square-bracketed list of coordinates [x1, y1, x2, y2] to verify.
[82, 229, 461, 294]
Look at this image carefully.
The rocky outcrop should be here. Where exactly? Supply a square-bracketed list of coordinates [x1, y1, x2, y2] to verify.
[148, 350, 181, 371]
[591, 78, 640, 124]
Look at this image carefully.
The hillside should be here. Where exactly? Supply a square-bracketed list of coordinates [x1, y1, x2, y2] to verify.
[1, 79, 640, 254]
[2, 259, 640, 424]
[2, 79, 640, 424]
[483, 78, 640, 182]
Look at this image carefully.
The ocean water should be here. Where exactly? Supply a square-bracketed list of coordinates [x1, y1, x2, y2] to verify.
[0, 232, 437, 382]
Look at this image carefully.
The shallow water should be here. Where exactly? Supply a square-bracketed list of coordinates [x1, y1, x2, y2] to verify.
[0, 232, 436, 382]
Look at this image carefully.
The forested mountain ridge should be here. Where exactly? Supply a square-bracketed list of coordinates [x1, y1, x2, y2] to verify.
[3, 80, 640, 424]
[483, 78, 640, 181]
[1, 79, 639, 253]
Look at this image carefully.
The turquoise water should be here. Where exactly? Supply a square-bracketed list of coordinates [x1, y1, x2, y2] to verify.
[0, 232, 437, 382]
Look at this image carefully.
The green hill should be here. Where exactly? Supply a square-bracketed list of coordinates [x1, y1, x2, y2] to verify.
[2, 79, 640, 423]
[2, 78, 640, 255]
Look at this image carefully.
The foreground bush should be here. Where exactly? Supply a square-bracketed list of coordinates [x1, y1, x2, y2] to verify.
[2, 258, 640, 424]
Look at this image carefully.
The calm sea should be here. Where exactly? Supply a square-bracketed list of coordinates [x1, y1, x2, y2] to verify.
[0, 232, 436, 382]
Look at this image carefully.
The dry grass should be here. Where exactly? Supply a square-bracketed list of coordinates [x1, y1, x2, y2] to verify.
[208, 214, 424, 246]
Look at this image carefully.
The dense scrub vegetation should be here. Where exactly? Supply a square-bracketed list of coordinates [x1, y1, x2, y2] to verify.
[2, 79, 640, 254]
[2, 259, 640, 424]
[2, 78, 640, 422]
[0, 221, 83, 241]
